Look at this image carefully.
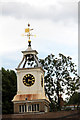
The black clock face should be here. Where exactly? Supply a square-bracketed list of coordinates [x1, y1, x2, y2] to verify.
[23, 74, 35, 87]
[41, 76, 43, 87]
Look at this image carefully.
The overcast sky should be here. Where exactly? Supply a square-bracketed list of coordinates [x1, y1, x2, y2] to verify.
[0, 0, 79, 72]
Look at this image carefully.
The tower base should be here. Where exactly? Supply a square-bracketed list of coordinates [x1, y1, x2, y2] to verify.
[12, 94, 50, 113]
[13, 99, 49, 113]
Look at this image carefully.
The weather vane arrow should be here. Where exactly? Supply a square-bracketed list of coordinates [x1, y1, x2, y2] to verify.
[22, 23, 36, 47]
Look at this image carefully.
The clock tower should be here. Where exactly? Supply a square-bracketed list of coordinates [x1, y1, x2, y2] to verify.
[12, 24, 50, 113]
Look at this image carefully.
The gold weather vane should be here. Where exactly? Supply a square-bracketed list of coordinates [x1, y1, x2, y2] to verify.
[22, 23, 36, 47]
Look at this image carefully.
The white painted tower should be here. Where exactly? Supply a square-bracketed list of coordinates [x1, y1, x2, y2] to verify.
[12, 24, 50, 113]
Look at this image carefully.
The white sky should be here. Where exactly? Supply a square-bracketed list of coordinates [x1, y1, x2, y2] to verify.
[0, 0, 79, 72]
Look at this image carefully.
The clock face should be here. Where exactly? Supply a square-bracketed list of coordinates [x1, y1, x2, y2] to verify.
[41, 75, 43, 87]
[23, 74, 35, 87]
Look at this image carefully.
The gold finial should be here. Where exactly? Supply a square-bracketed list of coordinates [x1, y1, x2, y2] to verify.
[28, 23, 30, 27]
[22, 23, 36, 47]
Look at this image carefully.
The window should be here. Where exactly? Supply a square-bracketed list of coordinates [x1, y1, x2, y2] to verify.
[32, 104, 36, 111]
[32, 104, 34, 111]
[34, 104, 36, 111]
[22, 105, 24, 112]
[25, 104, 27, 112]
[32, 104, 39, 112]
[19, 104, 39, 112]
[37, 104, 39, 111]
[19, 105, 21, 113]
[28, 105, 31, 111]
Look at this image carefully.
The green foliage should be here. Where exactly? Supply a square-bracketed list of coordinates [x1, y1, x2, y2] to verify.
[39, 53, 80, 111]
[65, 107, 71, 111]
[68, 92, 80, 109]
[2, 67, 17, 114]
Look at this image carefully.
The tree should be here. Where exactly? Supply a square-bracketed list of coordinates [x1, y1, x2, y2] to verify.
[39, 53, 80, 111]
[68, 92, 80, 110]
[2, 67, 17, 114]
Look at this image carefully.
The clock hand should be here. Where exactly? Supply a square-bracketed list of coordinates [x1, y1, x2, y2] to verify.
[28, 79, 32, 82]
